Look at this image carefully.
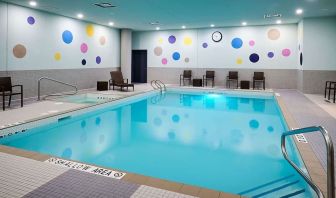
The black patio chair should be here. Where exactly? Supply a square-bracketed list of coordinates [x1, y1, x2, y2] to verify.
[203, 71, 215, 87]
[253, 72, 265, 90]
[226, 71, 238, 88]
[0, 77, 23, 111]
[180, 70, 192, 86]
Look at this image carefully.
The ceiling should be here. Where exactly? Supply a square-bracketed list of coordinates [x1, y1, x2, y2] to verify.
[2, 0, 336, 30]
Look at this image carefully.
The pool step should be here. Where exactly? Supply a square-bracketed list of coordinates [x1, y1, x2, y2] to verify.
[239, 175, 313, 198]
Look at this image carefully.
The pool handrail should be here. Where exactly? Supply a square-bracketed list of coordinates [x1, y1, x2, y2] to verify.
[150, 80, 166, 92]
[281, 126, 334, 198]
[38, 77, 78, 100]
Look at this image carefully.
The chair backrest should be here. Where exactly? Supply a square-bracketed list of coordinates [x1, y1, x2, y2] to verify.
[110, 71, 124, 84]
[254, 72, 264, 80]
[228, 71, 238, 79]
[0, 77, 12, 92]
[183, 70, 192, 78]
[206, 71, 215, 78]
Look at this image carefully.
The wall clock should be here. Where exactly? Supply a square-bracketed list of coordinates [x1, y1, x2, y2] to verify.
[212, 31, 222, 42]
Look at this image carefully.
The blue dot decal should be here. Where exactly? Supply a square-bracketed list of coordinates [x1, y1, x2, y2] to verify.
[172, 114, 180, 123]
[62, 30, 73, 44]
[249, 53, 260, 63]
[231, 38, 243, 49]
[267, 126, 274, 133]
[249, 119, 259, 129]
[61, 148, 72, 159]
[172, 52, 180, 61]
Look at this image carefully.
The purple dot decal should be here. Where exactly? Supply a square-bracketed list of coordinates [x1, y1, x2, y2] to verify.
[249, 53, 259, 63]
[249, 40, 255, 46]
[96, 56, 101, 64]
[162, 58, 168, 65]
[168, 35, 176, 44]
[202, 43, 208, 48]
[82, 59, 86, 65]
[27, 16, 35, 25]
[267, 52, 274, 58]
[282, 49, 291, 57]
[80, 43, 88, 53]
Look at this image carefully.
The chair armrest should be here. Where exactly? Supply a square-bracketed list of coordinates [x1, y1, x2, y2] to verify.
[123, 79, 128, 83]
[12, 85, 23, 92]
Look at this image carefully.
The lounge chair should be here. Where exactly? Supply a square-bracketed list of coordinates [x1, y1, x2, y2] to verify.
[180, 70, 192, 86]
[203, 71, 215, 87]
[109, 71, 134, 91]
[0, 77, 23, 111]
[253, 72, 265, 90]
[226, 71, 238, 88]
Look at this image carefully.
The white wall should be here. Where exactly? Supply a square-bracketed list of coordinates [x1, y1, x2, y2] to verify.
[0, 2, 120, 71]
[302, 16, 336, 70]
[133, 24, 298, 69]
[0, 2, 7, 71]
[121, 29, 132, 80]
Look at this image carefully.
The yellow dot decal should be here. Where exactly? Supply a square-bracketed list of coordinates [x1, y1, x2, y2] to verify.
[86, 24, 94, 37]
[158, 38, 163, 44]
[54, 52, 61, 61]
[236, 58, 243, 64]
[184, 37, 192, 45]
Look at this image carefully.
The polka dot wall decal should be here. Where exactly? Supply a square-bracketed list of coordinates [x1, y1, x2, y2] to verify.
[268, 29, 280, 40]
[27, 16, 35, 25]
[62, 30, 73, 44]
[80, 43, 88, 53]
[172, 114, 180, 123]
[162, 58, 168, 65]
[249, 40, 255, 46]
[236, 58, 243, 64]
[82, 59, 87, 65]
[96, 56, 101, 64]
[54, 52, 61, 61]
[168, 35, 176, 44]
[158, 38, 163, 44]
[202, 43, 208, 48]
[249, 53, 259, 63]
[154, 46, 163, 56]
[300, 53, 303, 66]
[99, 36, 106, 45]
[86, 24, 94, 37]
[172, 52, 180, 61]
[231, 38, 243, 49]
[184, 37, 192, 45]
[13, 44, 27, 58]
[282, 48, 291, 57]
[185, 57, 190, 63]
[267, 52, 274, 58]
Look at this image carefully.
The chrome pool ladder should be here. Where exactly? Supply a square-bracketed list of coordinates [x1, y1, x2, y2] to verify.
[151, 80, 166, 93]
[281, 126, 335, 198]
[38, 77, 78, 100]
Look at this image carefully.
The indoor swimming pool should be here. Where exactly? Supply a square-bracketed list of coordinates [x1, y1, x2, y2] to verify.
[0, 90, 315, 197]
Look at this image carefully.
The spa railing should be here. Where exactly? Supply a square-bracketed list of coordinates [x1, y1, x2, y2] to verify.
[38, 77, 78, 100]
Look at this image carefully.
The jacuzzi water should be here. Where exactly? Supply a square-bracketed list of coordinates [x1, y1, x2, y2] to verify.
[0, 90, 315, 197]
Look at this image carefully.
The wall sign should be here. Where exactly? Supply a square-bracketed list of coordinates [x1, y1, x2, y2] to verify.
[212, 31, 222, 42]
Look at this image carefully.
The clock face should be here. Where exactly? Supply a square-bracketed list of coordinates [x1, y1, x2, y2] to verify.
[212, 31, 222, 42]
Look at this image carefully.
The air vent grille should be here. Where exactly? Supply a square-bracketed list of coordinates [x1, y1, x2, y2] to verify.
[94, 2, 116, 8]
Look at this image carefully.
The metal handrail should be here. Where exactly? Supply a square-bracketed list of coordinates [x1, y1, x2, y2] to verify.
[281, 126, 335, 198]
[155, 80, 166, 91]
[150, 80, 166, 92]
[38, 77, 78, 100]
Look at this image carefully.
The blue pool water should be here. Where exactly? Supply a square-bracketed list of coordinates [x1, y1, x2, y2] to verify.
[0, 91, 315, 197]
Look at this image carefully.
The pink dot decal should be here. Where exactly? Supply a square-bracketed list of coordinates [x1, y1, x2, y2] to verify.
[249, 40, 255, 46]
[282, 49, 291, 57]
[80, 43, 88, 53]
[162, 58, 168, 65]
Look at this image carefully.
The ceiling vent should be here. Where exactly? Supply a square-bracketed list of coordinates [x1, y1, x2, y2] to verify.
[94, 2, 116, 8]
[264, 13, 282, 19]
[149, 21, 160, 25]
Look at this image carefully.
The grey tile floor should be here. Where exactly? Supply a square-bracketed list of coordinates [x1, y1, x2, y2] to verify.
[275, 90, 336, 175]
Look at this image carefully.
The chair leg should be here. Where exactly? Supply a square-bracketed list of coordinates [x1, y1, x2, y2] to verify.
[325, 81, 328, 98]
[253, 81, 255, 90]
[2, 94, 5, 111]
[263, 81, 265, 90]
[21, 93, 23, 107]
[8, 95, 11, 107]
[213, 79, 214, 87]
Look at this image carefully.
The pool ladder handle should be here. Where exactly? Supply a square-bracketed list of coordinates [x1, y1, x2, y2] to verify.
[38, 77, 78, 101]
[150, 80, 166, 92]
[281, 126, 335, 198]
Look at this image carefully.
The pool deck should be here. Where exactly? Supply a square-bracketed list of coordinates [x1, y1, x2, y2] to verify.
[0, 85, 335, 197]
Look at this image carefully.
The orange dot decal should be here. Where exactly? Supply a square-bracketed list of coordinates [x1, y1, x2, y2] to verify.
[268, 29, 280, 40]
[99, 36, 106, 45]
[13, 44, 27, 58]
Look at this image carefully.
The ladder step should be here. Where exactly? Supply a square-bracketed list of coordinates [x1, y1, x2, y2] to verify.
[252, 180, 300, 198]
[280, 189, 306, 198]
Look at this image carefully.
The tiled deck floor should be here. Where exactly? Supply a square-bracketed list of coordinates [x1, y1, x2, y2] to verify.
[275, 90, 336, 176]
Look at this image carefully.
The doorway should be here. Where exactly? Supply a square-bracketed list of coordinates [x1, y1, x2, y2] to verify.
[131, 50, 147, 83]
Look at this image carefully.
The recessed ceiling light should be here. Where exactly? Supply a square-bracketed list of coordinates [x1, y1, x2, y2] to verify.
[182, 25, 186, 29]
[276, 20, 282, 24]
[242, 22, 247, 26]
[296, 8, 303, 15]
[108, 22, 114, 26]
[210, 24, 215, 27]
[156, 27, 160, 30]
[77, 13, 84, 19]
[29, 1, 37, 7]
